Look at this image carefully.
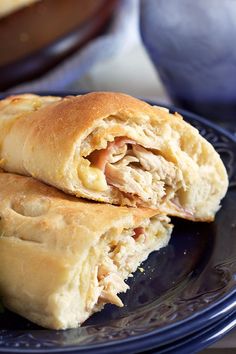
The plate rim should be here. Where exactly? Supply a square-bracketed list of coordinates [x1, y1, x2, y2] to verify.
[2, 293, 236, 353]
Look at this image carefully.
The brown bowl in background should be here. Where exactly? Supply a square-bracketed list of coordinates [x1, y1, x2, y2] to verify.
[0, 0, 118, 91]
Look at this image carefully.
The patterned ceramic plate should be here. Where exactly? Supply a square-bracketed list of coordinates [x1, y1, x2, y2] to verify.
[142, 309, 236, 354]
[0, 97, 235, 353]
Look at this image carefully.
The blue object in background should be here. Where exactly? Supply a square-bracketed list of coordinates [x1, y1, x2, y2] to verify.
[140, 0, 236, 127]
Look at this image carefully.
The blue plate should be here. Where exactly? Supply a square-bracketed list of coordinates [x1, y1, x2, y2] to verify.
[142, 309, 236, 354]
[0, 95, 235, 353]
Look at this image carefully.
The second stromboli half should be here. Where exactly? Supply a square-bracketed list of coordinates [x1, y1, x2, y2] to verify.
[0, 92, 228, 221]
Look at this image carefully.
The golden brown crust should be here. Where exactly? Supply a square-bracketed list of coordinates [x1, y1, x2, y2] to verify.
[0, 172, 170, 329]
[0, 92, 228, 221]
[1, 92, 157, 175]
[0, 172, 157, 236]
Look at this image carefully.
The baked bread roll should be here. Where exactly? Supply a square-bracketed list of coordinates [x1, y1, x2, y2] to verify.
[0, 92, 228, 221]
[0, 172, 172, 330]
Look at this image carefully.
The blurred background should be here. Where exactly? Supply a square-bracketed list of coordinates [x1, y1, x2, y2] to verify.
[1, 0, 236, 134]
[0, 0, 235, 352]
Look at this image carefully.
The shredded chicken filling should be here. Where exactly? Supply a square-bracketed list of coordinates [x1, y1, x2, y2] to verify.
[86, 137, 183, 206]
[95, 227, 146, 309]
[89, 216, 169, 311]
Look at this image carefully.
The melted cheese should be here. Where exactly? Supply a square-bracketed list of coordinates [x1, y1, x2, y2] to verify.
[78, 158, 107, 191]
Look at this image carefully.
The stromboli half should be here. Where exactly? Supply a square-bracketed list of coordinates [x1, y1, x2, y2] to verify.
[0, 172, 172, 330]
[0, 92, 228, 221]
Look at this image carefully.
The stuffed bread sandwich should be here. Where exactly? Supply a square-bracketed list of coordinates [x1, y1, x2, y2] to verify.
[0, 92, 228, 221]
[0, 172, 172, 329]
